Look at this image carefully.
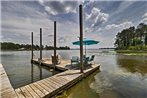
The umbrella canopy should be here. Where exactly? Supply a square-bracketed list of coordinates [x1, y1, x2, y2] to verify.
[72, 38, 99, 45]
[72, 38, 99, 56]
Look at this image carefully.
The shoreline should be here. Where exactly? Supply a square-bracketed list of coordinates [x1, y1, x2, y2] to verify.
[116, 50, 147, 53]
[116, 50, 147, 56]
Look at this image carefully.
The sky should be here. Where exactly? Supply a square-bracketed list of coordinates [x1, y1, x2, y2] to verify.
[1, 0, 147, 48]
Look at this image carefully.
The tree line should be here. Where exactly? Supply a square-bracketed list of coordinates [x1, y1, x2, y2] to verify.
[114, 23, 147, 50]
[1, 42, 70, 50]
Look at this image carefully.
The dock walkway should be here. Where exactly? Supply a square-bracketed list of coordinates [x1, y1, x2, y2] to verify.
[1, 59, 100, 98]
[0, 64, 17, 98]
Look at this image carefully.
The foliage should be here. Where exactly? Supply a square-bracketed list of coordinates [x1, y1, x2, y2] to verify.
[115, 23, 147, 51]
[1, 42, 70, 50]
[128, 45, 147, 51]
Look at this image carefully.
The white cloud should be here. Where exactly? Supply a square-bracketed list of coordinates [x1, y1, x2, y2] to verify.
[86, 7, 109, 27]
[141, 13, 147, 24]
[85, 7, 109, 33]
[38, 0, 44, 6]
[38, 0, 82, 15]
[45, 6, 57, 15]
[104, 21, 133, 31]
[142, 13, 147, 18]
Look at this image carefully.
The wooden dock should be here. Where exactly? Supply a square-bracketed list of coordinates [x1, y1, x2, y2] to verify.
[0, 59, 100, 98]
[0, 64, 17, 98]
[15, 59, 100, 98]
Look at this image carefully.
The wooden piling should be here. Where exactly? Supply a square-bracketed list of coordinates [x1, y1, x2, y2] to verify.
[40, 28, 42, 61]
[54, 21, 56, 70]
[79, 5, 84, 73]
[31, 32, 33, 61]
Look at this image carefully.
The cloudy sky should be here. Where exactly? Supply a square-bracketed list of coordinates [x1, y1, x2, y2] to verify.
[1, 0, 147, 48]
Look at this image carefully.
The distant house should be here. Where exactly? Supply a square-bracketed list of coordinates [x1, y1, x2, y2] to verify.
[18, 48, 25, 51]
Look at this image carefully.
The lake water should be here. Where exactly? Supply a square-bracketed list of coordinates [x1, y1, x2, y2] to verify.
[1, 50, 147, 98]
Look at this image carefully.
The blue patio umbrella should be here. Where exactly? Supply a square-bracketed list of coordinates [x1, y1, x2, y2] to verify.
[72, 38, 99, 56]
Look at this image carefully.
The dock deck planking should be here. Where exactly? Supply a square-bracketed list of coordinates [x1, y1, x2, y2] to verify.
[48, 78, 62, 87]
[15, 88, 25, 98]
[33, 82, 49, 95]
[29, 83, 45, 97]
[50, 77, 67, 86]
[20, 86, 33, 98]
[39, 80, 56, 92]
[42, 79, 59, 91]
[0, 64, 18, 98]
[25, 85, 40, 98]
[35, 81, 52, 93]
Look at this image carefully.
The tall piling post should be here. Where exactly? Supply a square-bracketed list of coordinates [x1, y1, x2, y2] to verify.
[54, 21, 56, 70]
[31, 32, 34, 62]
[40, 28, 42, 61]
[79, 5, 84, 73]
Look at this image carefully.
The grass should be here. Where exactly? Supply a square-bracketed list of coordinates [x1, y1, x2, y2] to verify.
[116, 50, 147, 56]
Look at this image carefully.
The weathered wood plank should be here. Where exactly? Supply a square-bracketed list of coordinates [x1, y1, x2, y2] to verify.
[35, 81, 52, 93]
[55, 75, 70, 82]
[15, 88, 25, 98]
[48, 78, 63, 87]
[39, 79, 56, 91]
[1, 91, 18, 98]
[51, 76, 68, 85]
[25, 85, 40, 98]
[20, 87, 33, 98]
[33, 82, 49, 95]
[0, 64, 18, 98]
[29, 83, 45, 98]
[45, 78, 61, 89]
[42, 79, 59, 90]
[50, 77, 66, 87]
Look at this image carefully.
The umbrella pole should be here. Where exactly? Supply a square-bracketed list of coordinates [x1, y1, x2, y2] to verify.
[85, 45, 86, 57]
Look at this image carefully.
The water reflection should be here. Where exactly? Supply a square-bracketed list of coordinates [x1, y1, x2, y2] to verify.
[116, 55, 147, 75]
[31, 63, 33, 82]
[39, 64, 42, 80]
[89, 54, 147, 98]
[31, 63, 44, 82]
[90, 70, 147, 98]
[59, 70, 100, 98]
[30, 63, 59, 83]
[31, 63, 43, 83]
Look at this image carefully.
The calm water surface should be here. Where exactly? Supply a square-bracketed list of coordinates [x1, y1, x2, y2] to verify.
[1, 50, 147, 98]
